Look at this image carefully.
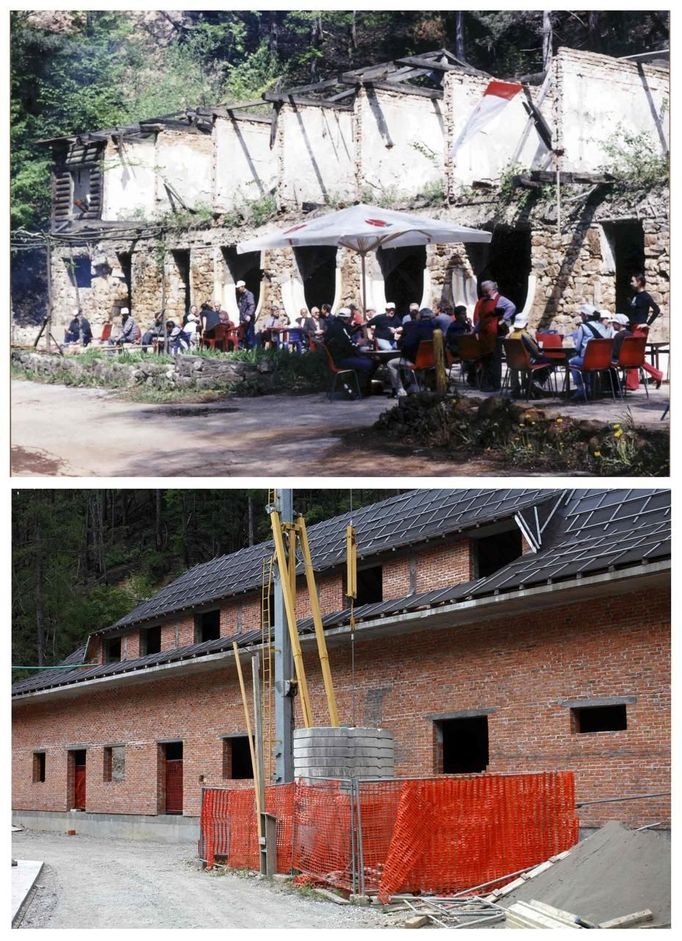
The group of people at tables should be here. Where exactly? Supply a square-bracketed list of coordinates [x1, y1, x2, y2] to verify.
[64, 271, 662, 400]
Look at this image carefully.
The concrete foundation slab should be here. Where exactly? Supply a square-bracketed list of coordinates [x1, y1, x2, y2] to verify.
[12, 859, 43, 926]
[12, 810, 200, 844]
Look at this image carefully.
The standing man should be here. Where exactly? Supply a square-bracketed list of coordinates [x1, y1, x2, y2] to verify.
[236, 280, 256, 349]
[473, 280, 516, 390]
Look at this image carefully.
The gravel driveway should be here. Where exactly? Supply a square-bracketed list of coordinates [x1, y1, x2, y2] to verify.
[13, 829, 392, 929]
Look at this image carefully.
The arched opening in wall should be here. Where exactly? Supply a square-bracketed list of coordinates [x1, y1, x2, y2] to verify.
[293, 246, 337, 309]
[601, 221, 644, 313]
[222, 246, 262, 308]
[467, 225, 532, 311]
[377, 245, 426, 314]
[171, 250, 191, 316]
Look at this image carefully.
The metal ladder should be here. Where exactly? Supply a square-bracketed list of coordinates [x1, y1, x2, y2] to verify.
[260, 553, 275, 783]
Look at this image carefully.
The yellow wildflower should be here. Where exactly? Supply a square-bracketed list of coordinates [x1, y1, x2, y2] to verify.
[593, 451, 602, 458]
[614, 429, 624, 439]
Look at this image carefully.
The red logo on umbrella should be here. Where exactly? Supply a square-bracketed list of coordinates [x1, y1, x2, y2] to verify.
[284, 223, 307, 234]
[365, 218, 392, 227]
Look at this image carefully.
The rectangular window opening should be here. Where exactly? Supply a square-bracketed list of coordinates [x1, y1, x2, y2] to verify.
[32, 752, 46, 783]
[473, 528, 522, 578]
[103, 637, 121, 663]
[435, 716, 489, 774]
[346, 565, 383, 606]
[141, 625, 162, 656]
[103, 746, 125, 782]
[195, 610, 221, 643]
[164, 741, 183, 761]
[222, 736, 253, 780]
[572, 704, 627, 733]
[67, 255, 92, 289]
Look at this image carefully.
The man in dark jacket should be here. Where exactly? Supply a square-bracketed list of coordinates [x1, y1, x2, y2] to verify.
[325, 307, 377, 395]
[236, 280, 256, 348]
[386, 307, 435, 396]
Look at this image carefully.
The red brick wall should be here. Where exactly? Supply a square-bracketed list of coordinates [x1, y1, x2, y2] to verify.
[102, 537, 474, 662]
[13, 584, 669, 828]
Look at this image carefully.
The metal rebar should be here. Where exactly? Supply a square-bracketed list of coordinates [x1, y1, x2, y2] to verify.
[577, 791, 670, 807]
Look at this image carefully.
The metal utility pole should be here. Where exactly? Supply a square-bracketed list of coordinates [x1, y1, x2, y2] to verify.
[272, 489, 294, 784]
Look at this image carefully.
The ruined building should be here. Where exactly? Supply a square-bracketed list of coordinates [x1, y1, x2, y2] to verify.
[30, 46, 669, 341]
[12, 489, 670, 838]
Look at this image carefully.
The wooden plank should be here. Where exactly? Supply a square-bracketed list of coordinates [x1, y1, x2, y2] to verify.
[599, 910, 654, 929]
[365, 80, 443, 99]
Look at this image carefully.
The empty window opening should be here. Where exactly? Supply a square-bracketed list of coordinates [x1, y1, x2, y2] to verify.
[293, 245, 337, 309]
[572, 704, 627, 733]
[67, 255, 92, 289]
[345, 565, 383, 606]
[377, 245, 426, 314]
[103, 746, 125, 782]
[171, 250, 191, 316]
[222, 246, 261, 308]
[141, 625, 162, 656]
[601, 221, 645, 313]
[223, 736, 254, 779]
[71, 167, 92, 214]
[468, 225, 532, 312]
[195, 609, 221, 643]
[103, 636, 121, 663]
[436, 716, 489, 774]
[32, 752, 46, 783]
[473, 528, 522, 578]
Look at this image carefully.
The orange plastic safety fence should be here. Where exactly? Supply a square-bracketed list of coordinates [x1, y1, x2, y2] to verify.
[372, 772, 578, 901]
[292, 779, 354, 891]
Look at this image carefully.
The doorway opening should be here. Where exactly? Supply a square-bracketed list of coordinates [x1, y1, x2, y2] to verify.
[68, 749, 87, 810]
[293, 246, 337, 309]
[601, 221, 645, 313]
[467, 225, 532, 311]
[222, 247, 261, 309]
[117, 251, 132, 309]
[377, 245, 426, 314]
[171, 250, 191, 317]
[160, 741, 184, 815]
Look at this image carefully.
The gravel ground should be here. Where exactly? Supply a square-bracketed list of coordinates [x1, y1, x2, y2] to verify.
[12, 829, 393, 929]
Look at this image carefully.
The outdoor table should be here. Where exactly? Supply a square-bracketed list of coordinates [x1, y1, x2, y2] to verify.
[646, 342, 669, 377]
[364, 348, 402, 361]
[537, 346, 577, 396]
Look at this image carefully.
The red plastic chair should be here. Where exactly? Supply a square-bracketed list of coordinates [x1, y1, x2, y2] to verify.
[411, 340, 436, 390]
[572, 338, 616, 400]
[502, 339, 556, 399]
[536, 332, 563, 349]
[321, 343, 361, 400]
[615, 335, 649, 399]
[456, 334, 483, 389]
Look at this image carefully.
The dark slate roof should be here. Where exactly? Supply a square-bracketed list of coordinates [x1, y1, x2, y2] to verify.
[12, 489, 669, 698]
[107, 489, 557, 634]
[11, 632, 261, 697]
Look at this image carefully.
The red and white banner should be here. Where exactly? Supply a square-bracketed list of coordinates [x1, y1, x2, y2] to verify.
[451, 80, 522, 156]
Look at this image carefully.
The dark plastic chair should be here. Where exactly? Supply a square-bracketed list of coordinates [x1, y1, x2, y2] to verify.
[321, 343, 361, 401]
[456, 334, 483, 389]
[536, 332, 563, 349]
[502, 338, 556, 400]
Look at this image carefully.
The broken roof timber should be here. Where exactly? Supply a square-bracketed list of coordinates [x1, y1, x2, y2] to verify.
[263, 89, 355, 110]
[395, 52, 484, 75]
[364, 79, 444, 99]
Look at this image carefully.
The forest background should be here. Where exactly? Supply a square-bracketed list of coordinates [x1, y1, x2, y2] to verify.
[12, 489, 404, 674]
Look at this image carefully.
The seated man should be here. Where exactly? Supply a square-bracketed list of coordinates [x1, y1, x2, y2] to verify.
[386, 307, 436, 397]
[366, 303, 402, 350]
[568, 304, 611, 400]
[324, 307, 378, 395]
[63, 309, 82, 345]
[507, 312, 555, 397]
[110, 307, 138, 345]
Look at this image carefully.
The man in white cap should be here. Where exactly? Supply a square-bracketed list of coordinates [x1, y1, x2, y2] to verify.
[569, 304, 611, 400]
[325, 307, 378, 395]
[507, 311, 556, 396]
[111, 306, 138, 346]
[236, 280, 256, 349]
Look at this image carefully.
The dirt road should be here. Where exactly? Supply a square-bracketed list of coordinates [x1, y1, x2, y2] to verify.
[10, 380, 495, 477]
[13, 829, 391, 929]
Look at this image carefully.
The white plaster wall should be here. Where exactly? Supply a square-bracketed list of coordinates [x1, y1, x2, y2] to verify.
[360, 89, 445, 199]
[102, 138, 157, 221]
[214, 117, 276, 211]
[448, 74, 551, 187]
[279, 104, 355, 205]
[557, 48, 669, 171]
[155, 131, 213, 211]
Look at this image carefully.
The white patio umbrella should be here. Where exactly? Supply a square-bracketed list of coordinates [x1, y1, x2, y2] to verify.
[237, 203, 492, 312]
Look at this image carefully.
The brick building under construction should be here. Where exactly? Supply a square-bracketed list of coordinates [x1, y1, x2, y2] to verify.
[12, 488, 670, 842]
